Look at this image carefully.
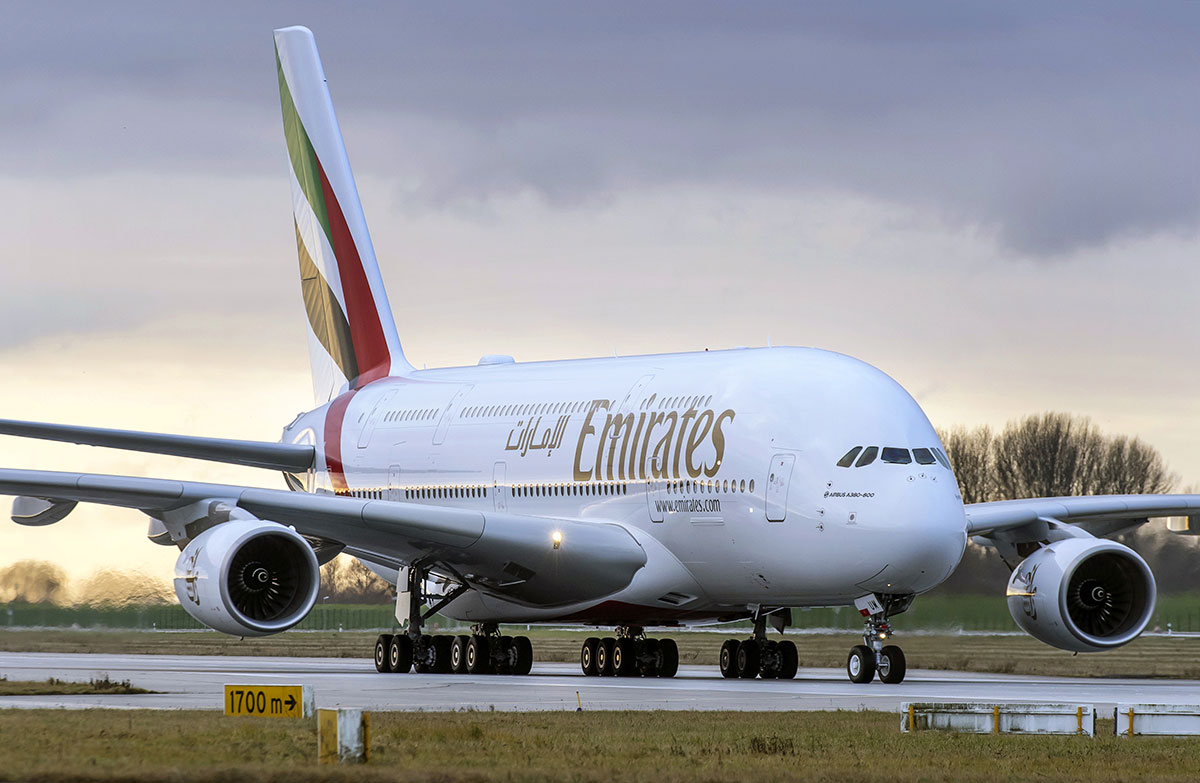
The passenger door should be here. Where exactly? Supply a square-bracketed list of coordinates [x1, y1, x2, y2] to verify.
[492, 461, 507, 512]
[357, 389, 396, 449]
[433, 385, 474, 445]
[387, 464, 402, 502]
[765, 453, 795, 522]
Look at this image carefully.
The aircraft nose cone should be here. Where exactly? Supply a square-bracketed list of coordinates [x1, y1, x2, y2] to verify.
[862, 486, 967, 594]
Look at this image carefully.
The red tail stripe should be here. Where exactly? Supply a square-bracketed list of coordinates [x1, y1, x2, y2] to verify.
[315, 156, 390, 387]
[323, 390, 357, 492]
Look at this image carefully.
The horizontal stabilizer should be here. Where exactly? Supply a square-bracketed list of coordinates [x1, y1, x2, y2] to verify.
[0, 419, 314, 473]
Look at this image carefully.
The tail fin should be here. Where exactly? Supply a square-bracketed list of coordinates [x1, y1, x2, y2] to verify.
[273, 26, 411, 402]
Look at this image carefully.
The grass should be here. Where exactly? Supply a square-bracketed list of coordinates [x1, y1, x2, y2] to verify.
[0, 709, 1198, 782]
[0, 674, 151, 695]
[3, 628, 1200, 679]
[6, 593, 1200, 633]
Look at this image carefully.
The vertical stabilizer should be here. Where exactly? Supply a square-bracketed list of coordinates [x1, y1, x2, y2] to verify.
[274, 26, 411, 403]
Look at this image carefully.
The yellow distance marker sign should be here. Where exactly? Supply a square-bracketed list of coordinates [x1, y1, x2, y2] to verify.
[224, 684, 313, 718]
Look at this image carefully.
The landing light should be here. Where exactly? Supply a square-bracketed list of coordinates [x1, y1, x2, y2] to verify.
[551, 530, 563, 550]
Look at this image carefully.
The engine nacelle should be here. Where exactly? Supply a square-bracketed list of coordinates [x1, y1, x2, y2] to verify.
[1006, 537, 1156, 652]
[173, 519, 320, 637]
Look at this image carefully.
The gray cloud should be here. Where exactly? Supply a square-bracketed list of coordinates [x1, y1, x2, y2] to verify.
[1, 2, 1197, 256]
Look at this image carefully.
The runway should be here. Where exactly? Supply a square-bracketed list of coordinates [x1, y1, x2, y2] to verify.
[2, 652, 1197, 712]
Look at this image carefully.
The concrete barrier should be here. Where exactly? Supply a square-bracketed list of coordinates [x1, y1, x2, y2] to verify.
[1115, 704, 1200, 736]
[318, 708, 370, 763]
[901, 702, 1094, 736]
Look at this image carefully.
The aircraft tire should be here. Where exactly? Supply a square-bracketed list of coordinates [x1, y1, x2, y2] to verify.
[657, 638, 679, 678]
[719, 639, 739, 678]
[466, 635, 490, 674]
[847, 644, 875, 684]
[736, 640, 760, 679]
[580, 637, 600, 676]
[431, 635, 453, 673]
[613, 638, 638, 677]
[513, 635, 534, 675]
[777, 640, 799, 680]
[451, 635, 470, 673]
[638, 638, 660, 677]
[878, 645, 906, 684]
[388, 634, 413, 674]
[596, 637, 616, 676]
[374, 634, 393, 673]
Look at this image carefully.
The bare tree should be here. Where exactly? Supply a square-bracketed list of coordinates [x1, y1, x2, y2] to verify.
[319, 555, 394, 604]
[0, 560, 69, 603]
[948, 412, 1176, 502]
[939, 425, 994, 504]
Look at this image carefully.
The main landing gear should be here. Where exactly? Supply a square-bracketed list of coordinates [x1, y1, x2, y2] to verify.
[846, 594, 911, 685]
[372, 565, 534, 676]
[580, 627, 680, 678]
[374, 624, 534, 675]
[717, 612, 799, 680]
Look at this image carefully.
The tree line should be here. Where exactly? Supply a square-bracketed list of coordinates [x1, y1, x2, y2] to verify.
[936, 411, 1200, 594]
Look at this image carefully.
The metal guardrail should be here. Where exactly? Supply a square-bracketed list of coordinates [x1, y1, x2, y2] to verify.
[1115, 704, 1200, 736]
[901, 702, 1095, 735]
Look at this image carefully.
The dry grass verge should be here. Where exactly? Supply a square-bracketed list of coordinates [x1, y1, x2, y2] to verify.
[0, 708, 1197, 783]
[0, 674, 151, 695]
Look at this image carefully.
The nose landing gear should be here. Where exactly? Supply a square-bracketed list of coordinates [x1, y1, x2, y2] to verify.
[847, 593, 911, 684]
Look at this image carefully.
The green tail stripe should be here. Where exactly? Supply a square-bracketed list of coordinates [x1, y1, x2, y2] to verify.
[296, 221, 358, 381]
[277, 45, 332, 246]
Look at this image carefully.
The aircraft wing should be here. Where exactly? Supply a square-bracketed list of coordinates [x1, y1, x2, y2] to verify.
[0, 468, 646, 608]
[965, 494, 1200, 539]
[0, 418, 314, 472]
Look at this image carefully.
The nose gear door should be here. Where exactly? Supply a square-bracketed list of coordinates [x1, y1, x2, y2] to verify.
[765, 453, 795, 522]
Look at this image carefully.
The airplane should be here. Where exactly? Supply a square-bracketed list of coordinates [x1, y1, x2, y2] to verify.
[3, 25, 1199, 685]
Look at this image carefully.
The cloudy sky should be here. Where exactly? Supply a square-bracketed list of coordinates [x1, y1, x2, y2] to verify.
[1, 3, 1198, 583]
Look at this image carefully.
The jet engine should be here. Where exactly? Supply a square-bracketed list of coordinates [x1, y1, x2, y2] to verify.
[173, 519, 320, 637]
[1006, 537, 1156, 653]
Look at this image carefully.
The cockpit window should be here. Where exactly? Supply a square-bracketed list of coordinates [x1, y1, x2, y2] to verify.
[881, 447, 911, 464]
[837, 447, 863, 468]
[933, 448, 952, 469]
[912, 447, 936, 465]
[855, 446, 879, 467]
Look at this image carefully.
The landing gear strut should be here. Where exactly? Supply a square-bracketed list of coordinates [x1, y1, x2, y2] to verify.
[716, 609, 798, 680]
[847, 593, 911, 685]
[372, 566, 534, 675]
[580, 626, 680, 678]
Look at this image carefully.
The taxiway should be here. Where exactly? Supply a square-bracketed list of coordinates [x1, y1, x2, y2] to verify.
[0, 652, 1195, 712]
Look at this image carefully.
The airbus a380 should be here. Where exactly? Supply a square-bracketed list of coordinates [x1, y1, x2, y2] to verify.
[4, 26, 1197, 685]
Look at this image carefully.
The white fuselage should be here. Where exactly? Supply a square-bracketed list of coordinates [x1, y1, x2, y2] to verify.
[283, 346, 968, 627]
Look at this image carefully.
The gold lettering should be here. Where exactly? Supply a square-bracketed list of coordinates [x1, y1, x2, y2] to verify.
[602, 412, 635, 480]
[685, 409, 714, 478]
[706, 409, 735, 478]
[628, 412, 647, 479]
[573, 400, 608, 481]
[641, 412, 664, 478]
[651, 412, 678, 478]
[673, 406, 699, 478]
